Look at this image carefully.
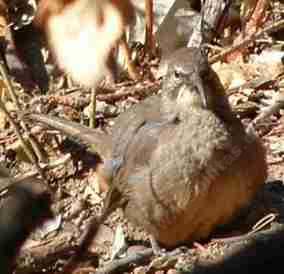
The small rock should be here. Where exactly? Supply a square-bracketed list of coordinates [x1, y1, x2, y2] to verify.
[134, 266, 148, 274]
[167, 269, 180, 274]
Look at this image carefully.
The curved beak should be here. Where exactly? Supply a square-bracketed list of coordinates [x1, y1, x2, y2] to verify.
[195, 75, 208, 108]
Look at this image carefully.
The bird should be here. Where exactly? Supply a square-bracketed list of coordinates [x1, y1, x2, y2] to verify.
[0, 178, 52, 273]
[25, 47, 267, 249]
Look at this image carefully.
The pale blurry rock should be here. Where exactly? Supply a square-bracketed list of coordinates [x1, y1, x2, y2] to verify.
[36, 0, 134, 87]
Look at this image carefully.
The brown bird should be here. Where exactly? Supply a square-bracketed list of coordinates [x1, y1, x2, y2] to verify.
[0, 178, 52, 273]
[25, 47, 267, 249]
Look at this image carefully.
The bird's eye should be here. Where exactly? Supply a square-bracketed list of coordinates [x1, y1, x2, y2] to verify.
[174, 70, 182, 79]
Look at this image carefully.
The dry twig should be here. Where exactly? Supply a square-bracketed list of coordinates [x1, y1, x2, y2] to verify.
[209, 19, 284, 63]
[0, 99, 45, 178]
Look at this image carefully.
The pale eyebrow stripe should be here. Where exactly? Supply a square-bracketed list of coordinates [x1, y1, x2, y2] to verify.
[174, 64, 193, 75]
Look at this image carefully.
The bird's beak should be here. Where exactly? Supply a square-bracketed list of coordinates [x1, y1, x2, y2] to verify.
[195, 76, 208, 108]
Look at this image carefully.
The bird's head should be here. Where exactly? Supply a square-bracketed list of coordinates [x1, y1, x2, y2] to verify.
[161, 47, 231, 117]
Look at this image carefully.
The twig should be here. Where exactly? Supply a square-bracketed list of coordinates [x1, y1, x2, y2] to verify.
[14, 154, 72, 182]
[248, 213, 278, 235]
[0, 60, 47, 166]
[0, 60, 21, 110]
[29, 82, 160, 106]
[254, 92, 284, 124]
[97, 82, 160, 103]
[209, 19, 284, 64]
[212, 213, 279, 245]
[0, 154, 72, 192]
[95, 248, 153, 274]
[0, 99, 45, 179]
[145, 0, 154, 56]
[267, 158, 284, 165]
[120, 33, 141, 81]
[247, 91, 284, 132]
[89, 88, 97, 128]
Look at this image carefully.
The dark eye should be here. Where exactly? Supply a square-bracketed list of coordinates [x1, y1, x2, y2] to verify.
[174, 70, 182, 79]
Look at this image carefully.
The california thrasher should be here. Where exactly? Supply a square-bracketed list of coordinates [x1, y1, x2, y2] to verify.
[0, 178, 52, 273]
[25, 47, 267, 248]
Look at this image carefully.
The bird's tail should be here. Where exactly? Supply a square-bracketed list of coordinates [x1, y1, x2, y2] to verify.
[23, 113, 112, 158]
